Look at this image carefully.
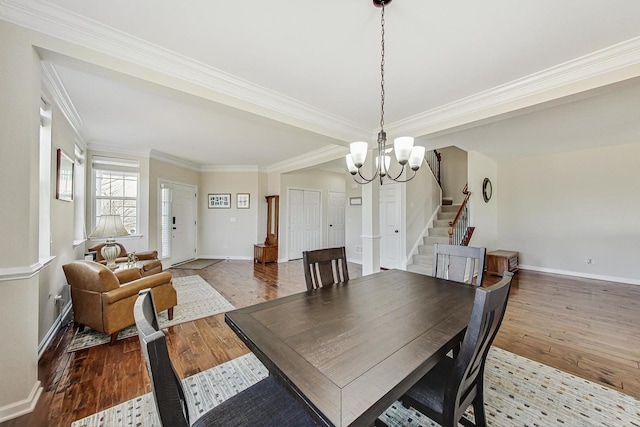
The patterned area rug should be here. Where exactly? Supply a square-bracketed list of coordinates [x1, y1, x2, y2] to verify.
[71, 347, 640, 426]
[171, 258, 224, 270]
[66, 275, 234, 352]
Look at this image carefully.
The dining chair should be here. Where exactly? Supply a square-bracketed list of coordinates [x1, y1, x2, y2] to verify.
[302, 246, 349, 291]
[433, 243, 486, 286]
[134, 289, 320, 427]
[379, 271, 513, 427]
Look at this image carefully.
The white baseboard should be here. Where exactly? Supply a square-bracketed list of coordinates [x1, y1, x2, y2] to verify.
[518, 265, 640, 286]
[0, 381, 42, 423]
[38, 301, 72, 359]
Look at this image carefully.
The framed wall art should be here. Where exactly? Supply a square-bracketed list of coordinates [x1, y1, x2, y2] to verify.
[56, 148, 74, 201]
[208, 193, 231, 209]
[237, 193, 250, 209]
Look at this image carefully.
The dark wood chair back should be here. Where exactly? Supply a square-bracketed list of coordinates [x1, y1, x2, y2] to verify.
[448, 271, 513, 424]
[433, 243, 486, 286]
[302, 247, 349, 291]
[388, 272, 513, 427]
[134, 289, 190, 427]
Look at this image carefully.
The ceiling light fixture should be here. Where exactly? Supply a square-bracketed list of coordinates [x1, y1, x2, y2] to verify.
[346, 0, 425, 185]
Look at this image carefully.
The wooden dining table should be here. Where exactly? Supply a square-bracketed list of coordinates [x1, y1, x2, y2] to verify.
[225, 269, 477, 426]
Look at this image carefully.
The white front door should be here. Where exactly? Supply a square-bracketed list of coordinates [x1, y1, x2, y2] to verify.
[328, 191, 345, 247]
[161, 182, 197, 265]
[380, 183, 402, 269]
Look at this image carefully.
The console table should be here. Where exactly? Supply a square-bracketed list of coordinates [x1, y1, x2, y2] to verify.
[486, 250, 519, 276]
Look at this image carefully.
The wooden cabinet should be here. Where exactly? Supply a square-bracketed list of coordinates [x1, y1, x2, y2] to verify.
[254, 195, 279, 265]
[486, 250, 519, 276]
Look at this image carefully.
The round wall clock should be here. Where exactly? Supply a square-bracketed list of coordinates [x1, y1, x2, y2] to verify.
[482, 178, 492, 203]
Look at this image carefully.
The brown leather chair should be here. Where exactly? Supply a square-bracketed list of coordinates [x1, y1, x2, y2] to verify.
[62, 260, 177, 345]
[88, 242, 162, 277]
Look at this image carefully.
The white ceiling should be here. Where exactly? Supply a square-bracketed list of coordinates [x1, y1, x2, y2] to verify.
[3, 0, 640, 169]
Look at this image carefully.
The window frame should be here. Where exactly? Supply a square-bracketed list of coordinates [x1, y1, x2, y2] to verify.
[91, 156, 140, 235]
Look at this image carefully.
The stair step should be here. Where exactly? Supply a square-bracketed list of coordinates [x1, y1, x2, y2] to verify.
[418, 244, 434, 255]
[428, 227, 449, 237]
[423, 235, 449, 245]
[433, 219, 450, 227]
[442, 197, 453, 206]
[441, 205, 461, 213]
[412, 253, 433, 266]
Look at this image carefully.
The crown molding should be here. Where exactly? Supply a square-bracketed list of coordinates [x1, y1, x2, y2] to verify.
[386, 36, 640, 137]
[0, 0, 369, 142]
[4, 1, 639, 145]
[200, 164, 260, 173]
[149, 149, 201, 171]
[40, 61, 89, 147]
[267, 144, 348, 174]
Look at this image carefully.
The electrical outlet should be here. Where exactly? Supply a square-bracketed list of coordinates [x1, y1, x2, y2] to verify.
[586, 258, 594, 265]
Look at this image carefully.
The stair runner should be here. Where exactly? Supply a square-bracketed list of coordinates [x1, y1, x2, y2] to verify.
[407, 204, 460, 276]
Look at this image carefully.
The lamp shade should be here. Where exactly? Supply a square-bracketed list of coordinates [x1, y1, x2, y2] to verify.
[349, 141, 368, 168]
[89, 215, 130, 238]
[393, 136, 414, 165]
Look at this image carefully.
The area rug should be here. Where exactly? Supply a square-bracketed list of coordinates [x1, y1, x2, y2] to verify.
[71, 347, 640, 426]
[66, 275, 235, 352]
[171, 258, 224, 270]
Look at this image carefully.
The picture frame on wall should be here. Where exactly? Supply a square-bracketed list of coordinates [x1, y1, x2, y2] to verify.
[208, 193, 231, 209]
[237, 193, 250, 209]
[56, 148, 74, 202]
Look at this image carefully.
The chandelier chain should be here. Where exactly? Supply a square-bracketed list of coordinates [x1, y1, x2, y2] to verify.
[380, 1, 386, 133]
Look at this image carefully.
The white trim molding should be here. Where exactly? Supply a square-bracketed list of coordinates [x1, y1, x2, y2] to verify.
[0, 381, 42, 423]
[0, 257, 55, 282]
[518, 264, 640, 286]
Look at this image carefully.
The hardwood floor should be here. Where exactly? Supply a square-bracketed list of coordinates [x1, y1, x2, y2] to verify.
[2, 261, 638, 426]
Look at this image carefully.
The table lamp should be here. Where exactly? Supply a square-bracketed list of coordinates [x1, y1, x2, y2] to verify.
[88, 214, 130, 269]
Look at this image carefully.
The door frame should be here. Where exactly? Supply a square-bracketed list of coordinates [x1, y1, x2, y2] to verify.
[158, 179, 198, 266]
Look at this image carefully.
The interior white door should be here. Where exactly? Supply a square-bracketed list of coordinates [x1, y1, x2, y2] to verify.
[288, 188, 322, 259]
[328, 191, 345, 247]
[288, 189, 305, 260]
[169, 183, 197, 265]
[304, 190, 321, 251]
[380, 183, 402, 269]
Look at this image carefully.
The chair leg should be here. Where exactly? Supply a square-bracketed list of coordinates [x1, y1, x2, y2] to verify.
[109, 332, 119, 345]
[471, 397, 487, 427]
[168, 307, 174, 320]
[75, 322, 85, 332]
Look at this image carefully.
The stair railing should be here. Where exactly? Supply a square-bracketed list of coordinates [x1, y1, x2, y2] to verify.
[425, 149, 441, 186]
[447, 184, 475, 245]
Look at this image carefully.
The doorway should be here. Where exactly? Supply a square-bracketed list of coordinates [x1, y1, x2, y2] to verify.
[160, 182, 197, 265]
[328, 191, 346, 247]
[380, 183, 403, 269]
[288, 188, 321, 260]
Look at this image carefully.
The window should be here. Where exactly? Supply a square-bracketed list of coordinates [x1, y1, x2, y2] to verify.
[92, 156, 139, 234]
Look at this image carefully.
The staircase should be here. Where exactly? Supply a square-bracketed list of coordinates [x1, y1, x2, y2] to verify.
[407, 204, 460, 275]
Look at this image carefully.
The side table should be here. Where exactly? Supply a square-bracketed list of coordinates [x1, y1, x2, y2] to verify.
[486, 250, 519, 276]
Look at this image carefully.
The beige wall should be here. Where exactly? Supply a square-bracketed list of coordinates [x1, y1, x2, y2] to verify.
[199, 170, 260, 259]
[468, 151, 499, 250]
[439, 146, 468, 204]
[497, 142, 640, 283]
[148, 158, 200, 251]
[0, 20, 43, 420]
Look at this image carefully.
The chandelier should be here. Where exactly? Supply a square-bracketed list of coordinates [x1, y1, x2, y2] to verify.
[346, 0, 425, 185]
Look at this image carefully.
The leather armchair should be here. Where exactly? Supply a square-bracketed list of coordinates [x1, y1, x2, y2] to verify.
[62, 260, 177, 345]
[88, 242, 162, 277]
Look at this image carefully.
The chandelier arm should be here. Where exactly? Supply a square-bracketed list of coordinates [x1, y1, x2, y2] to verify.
[389, 168, 418, 184]
[356, 167, 380, 183]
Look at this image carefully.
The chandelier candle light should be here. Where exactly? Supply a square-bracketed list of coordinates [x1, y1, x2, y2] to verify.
[346, 0, 426, 185]
[88, 214, 130, 269]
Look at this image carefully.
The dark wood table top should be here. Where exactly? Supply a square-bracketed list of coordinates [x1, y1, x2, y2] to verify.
[225, 269, 476, 426]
